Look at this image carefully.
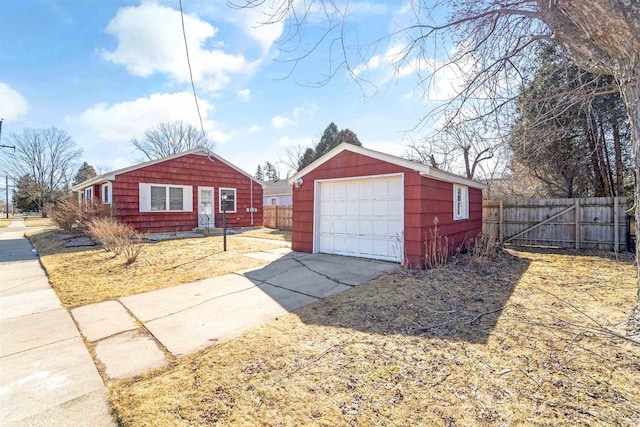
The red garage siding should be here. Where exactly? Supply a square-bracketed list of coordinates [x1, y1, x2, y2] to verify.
[74, 150, 262, 234]
[291, 146, 485, 268]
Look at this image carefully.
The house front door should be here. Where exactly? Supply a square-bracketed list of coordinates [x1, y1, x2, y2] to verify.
[198, 187, 215, 229]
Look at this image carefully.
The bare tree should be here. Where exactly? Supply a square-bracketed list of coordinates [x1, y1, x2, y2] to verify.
[7, 127, 81, 216]
[132, 121, 216, 160]
[405, 112, 504, 180]
[231, 0, 640, 327]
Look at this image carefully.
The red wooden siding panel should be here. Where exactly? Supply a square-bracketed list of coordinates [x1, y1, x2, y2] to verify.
[110, 154, 262, 233]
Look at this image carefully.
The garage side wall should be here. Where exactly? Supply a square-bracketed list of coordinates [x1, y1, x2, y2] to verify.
[112, 154, 263, 233]
[420, 177, 483, 266]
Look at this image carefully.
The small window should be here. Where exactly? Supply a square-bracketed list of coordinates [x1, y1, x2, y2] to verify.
[453, 184, 469, 220]
[219, 188, 236, 213]
[169, 187, 183, 211]
[84, 187, 93, 200]
[151, 186, 167, 211]
[101, 183, 112, 204]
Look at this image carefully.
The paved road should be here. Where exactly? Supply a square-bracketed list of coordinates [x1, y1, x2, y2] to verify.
[0, 217, 115, 426]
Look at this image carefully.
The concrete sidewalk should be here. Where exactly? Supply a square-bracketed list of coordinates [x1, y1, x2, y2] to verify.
[0, 217, 115, 426]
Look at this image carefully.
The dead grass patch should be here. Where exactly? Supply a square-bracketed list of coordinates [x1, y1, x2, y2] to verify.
[23, 217, 54, 227]
[237, 227, 291, 241]
[109, 248, 639, 426]
[0, 217, 12, 228]
[28, 230, 288, 308]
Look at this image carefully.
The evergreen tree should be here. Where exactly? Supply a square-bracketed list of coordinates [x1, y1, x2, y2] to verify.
[296, 123, 363, 171]
[255, 165, 264, 181]
[73, 162, 97, 186]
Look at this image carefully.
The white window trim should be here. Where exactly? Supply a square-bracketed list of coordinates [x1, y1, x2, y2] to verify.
[139, 183, 193, 213]
[101, 183, 112, 204]
[219, 187, 237, 213]
[453, 184, 469, 220]
[84, 187, 93, 200]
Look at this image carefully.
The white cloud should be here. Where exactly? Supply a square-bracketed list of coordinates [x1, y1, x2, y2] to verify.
[228, 3, 284, 54]
[277, 135, 313, 147]
[0, 83, 28, 120]
[102, 3, 259, 92]
[237, 88, 251, 101]
[248, 125, 262, 132]
[271, 115, 295, 129]
[67, 92, 229, 143]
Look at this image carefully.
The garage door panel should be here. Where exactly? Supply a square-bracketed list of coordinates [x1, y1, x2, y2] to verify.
[372, 200, 387, 216]
[317, 175, 404, 262]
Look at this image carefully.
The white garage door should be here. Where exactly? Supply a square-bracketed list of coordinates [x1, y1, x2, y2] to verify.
[316, 175, 404, 262]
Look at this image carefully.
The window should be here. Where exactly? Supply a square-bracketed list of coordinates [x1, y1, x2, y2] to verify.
[453, 184, 469, 220]
[84, 187, 93, 200]
[101, 183, 112, 204]
[219, 188, 236, 213]
[139, 183, 193, 213]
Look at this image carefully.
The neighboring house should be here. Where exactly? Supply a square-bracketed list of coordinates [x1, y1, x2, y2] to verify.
[287, 143, 487, 267]
[71, 148, 263, 233]
[262, 180, 293, 206]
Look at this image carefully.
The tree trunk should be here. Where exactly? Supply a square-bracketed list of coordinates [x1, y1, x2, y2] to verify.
[598, 119, 615, 197]
[612, 117, 625, 197]
[586, 121, 605, 196]
[618, 77, 640, 333]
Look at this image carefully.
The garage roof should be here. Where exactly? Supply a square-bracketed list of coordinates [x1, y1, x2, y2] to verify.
[288, 143, 488, 190]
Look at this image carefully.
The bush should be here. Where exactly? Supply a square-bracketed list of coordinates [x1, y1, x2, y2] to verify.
[425, 216, 450, 268]
[470, 228, 499, 262]
[52, 197, 113, 235]
[87, 218, 143, 264]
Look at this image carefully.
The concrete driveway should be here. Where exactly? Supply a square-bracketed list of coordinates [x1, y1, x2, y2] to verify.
[71, 248, 397, 379]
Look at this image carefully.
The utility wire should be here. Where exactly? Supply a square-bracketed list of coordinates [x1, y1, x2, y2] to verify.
[178, 0, 209, 150]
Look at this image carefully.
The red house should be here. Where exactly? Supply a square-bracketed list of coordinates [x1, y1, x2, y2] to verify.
[287, 143, 486, 267]
[71, 148, 262, 233]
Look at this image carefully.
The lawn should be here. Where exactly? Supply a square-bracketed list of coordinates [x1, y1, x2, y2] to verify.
[237, 227, 291, 241]
[108, 248, 639, 426]
[23, 216, 54, 227]
[28, 230, 289, 308]
[0, 217, 12, 228]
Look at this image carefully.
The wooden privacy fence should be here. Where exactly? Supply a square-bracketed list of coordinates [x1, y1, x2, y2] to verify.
[263, 205, 293, 230]
[483, 197, 628, 251]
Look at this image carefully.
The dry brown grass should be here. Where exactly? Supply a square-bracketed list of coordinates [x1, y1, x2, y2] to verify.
[237, 227, 291, 241]
[23, 216, 54, 227]
[28, 230, 288, 308]
[108, 248, 639, 426]
[0, 217, 12, 228]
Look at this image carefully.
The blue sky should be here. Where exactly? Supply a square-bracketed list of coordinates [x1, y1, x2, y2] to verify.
[1, 0, 459, 178]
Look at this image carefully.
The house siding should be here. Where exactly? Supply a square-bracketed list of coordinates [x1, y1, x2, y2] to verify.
[291, 150, 483, 267]
[106, 154, 262, 233]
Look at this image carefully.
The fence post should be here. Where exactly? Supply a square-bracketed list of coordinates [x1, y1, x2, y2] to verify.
[575, 199, 580, 250]
[275, 205, 279, 229]
[499, 199, 503, 243]
[614, 197, 619, 253]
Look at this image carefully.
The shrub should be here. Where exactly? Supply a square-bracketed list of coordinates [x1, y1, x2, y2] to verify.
[470, 227, 499, 262]
[425, 216, 450, 268]
[87, 218, 143, 264]
[52, 196, 113, 235]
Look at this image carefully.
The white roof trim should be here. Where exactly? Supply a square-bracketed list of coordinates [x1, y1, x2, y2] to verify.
[287, 143, 487, 190]
[71, 147, 262, 192]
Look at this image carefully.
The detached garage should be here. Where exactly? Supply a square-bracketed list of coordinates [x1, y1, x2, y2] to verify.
[288, 143, 487, 267]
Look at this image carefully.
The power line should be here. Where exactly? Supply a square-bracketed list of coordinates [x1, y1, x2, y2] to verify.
[178, 0, 208, 146]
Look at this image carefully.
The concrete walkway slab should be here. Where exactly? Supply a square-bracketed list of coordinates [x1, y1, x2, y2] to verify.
[120, 273, 258, 322]
[0, 337, 109, 425]
[72, 301, 139, 342]
[265, 265, 353, 298]
[0, 308, 78, 357]
[95, 329, 168, 379]
[243, 251, 286, 262]
[13, 389, 114, 427]
[0, 288, 61, 321]
[298, 253, 397, 286]
[144, 283, 317, 356]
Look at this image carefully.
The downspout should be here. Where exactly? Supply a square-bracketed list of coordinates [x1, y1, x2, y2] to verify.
[250, 178, 254, 226]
